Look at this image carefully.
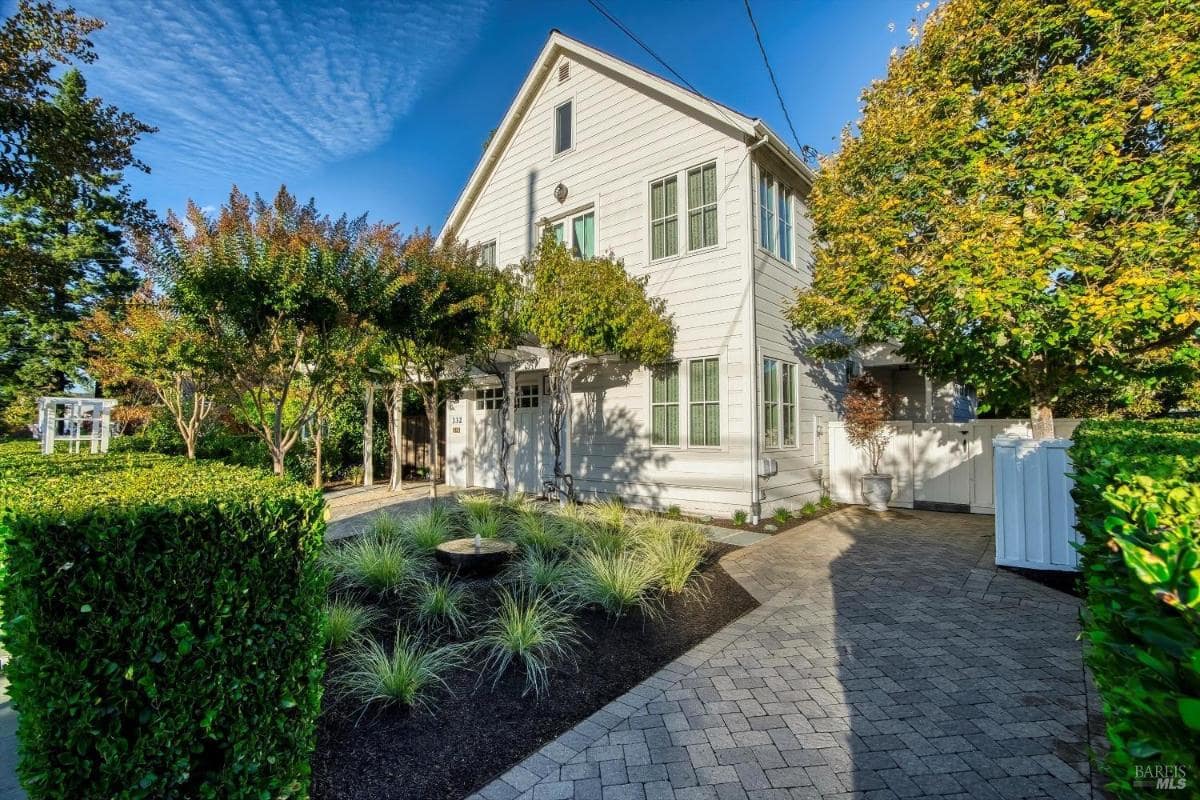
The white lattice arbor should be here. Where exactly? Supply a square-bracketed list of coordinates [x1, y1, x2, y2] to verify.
[36, 397, 118, 455]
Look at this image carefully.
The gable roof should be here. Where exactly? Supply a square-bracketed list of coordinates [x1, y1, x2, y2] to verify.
[438, 30, 815, 242]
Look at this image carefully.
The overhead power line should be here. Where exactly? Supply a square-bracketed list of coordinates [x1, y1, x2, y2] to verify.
[742, 0, 819, 164]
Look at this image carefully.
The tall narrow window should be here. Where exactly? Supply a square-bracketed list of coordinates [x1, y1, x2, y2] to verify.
[649, 176, 678, 260]
[479, 240, 497, 267]
[759, 172, 775, 252]
[762, 358, 779, 448]
[686, 162, 718, 249]
[778, 188, 793, 264]
[554, 100, 572, 154]
[571, 211, 594, 258]
[781, 363, 797, 446]
[650, 363, 679, 446]
[688, 357, 720, 447]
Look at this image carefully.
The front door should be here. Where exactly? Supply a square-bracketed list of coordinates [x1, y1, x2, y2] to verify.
[515, 382, 545, 494]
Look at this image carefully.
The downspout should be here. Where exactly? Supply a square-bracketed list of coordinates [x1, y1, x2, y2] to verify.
[745, 134, 768, 523]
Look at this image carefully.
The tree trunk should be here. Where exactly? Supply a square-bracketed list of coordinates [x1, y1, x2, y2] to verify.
[184, 436, 196, 460]
[1030, 401, 1055, 440]
[389, 381, 404, 492]
[312, 422, 324, 490]
[271, 449, 286, 477]
[496, 366, 515, 498]
[362, 383, 374, 487]
[546, 353, 571, 506]
[425, 386, 440, 501]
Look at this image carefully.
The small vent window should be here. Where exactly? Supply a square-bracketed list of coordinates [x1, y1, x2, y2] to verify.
[558, 61, 570, 83]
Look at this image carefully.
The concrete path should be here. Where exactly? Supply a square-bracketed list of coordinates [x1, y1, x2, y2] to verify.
[0, 670, 23, 800]
[468, 507, 1103, 800]
[324, 482, 465, 540]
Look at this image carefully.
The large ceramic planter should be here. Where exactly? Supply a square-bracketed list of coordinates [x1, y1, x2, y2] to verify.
[861, 473, 894, 512]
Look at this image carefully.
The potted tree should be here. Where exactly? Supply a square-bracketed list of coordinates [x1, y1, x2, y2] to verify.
[844, 374, 896, 511]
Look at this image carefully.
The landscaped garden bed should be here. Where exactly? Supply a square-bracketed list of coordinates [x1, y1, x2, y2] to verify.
[310, 495, 757, 800]
[675, 494, 842, 536]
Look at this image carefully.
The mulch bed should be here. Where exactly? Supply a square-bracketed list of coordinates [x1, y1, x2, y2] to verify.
[685, 503, 844, 535]
[310, 543, 758, 800]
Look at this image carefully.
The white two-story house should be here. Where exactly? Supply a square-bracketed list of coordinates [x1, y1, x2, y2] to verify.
[439, 31, 955, 520]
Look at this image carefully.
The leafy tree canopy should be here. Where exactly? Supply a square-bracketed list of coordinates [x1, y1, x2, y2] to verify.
[787, 0, 1200, 435]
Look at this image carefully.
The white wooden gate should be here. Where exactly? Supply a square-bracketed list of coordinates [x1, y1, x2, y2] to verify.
[828, 418, 1080, 514]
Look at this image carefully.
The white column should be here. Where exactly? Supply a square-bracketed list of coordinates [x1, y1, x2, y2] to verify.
[99, 403, 112, 453]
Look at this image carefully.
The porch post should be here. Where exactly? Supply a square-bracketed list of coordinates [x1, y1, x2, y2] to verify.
[505, 367, 517, 497]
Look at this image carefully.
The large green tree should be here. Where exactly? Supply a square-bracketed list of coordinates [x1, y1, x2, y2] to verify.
[0, 65, 152, 421]
[787, 0, 1200, 438]
[519, 235, 675, 500]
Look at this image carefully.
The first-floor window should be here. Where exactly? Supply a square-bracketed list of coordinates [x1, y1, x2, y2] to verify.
[476, 387, 503, 410]
[688, 357, 720, 446]
[763, 358, 799, 448]
[545, 209, 594, 258]
[781, 363, 797, 446]
[762, 359, 779, 448]
[517, 384, 539, 408]
[651, 363, 679, 446]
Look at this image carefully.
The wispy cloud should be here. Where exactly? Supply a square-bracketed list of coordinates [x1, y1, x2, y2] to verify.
[78, 0, 490, 183]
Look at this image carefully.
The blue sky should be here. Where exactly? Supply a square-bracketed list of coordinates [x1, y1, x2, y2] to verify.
[50, 0, 920, 229]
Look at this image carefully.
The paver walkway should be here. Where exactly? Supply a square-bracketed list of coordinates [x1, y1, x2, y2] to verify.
[469, 507, 1102, 800]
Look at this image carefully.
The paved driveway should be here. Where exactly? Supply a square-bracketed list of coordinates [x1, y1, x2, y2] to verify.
[470, 508, 1103, 800]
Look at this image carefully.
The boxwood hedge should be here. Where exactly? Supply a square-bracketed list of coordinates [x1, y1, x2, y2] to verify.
[0, 440, 327, 799]
[1070, 420, 1200, 796]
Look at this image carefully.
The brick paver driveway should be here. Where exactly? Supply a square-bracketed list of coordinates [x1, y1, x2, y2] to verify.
[470, 507, 1102, 800]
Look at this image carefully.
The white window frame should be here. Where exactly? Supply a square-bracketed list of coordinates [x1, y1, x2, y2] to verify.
[759, 171, 775, 254]
[761, 357, 799, 450]
[475, 387, 503, 411]
[649, 362, 680, 448]
[777, 187, 793, 265]
[687, 356, 721, 448]
[685, 161, 719, 252]
[517, 383, 540, 408]
[544, 205, 596, 259]
[758, 166, 798, 267]
[648, 174, 679, 261]
[478, 239, 497, 267]
[553, 99, 574, 156]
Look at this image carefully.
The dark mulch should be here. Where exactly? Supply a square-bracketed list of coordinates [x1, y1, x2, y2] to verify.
[311, 543, 758, 800]
[693, 503, 844, 535]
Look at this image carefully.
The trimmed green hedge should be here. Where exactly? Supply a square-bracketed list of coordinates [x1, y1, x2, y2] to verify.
[0, 440, 327, 799]
[1071, 420, 1200, 796]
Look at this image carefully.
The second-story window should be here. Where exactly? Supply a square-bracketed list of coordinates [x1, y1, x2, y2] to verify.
[778, 189, 792, 264]
[649, 176, 678, 260]
[759, 172, 775, 253]
[687, 162, 718, 250]
[479, 240, 497, 267]
[554, 100, 573, 154]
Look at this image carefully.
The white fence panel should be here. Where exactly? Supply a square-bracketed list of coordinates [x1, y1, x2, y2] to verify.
[993, 437, 1080, 571]
[828, 418, 1081, 515]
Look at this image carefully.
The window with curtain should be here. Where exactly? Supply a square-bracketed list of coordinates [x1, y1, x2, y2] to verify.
[688, 357, 720, 447]
[778, 188, 792, 264]
[762, 358, 779, 448]
[686, 162, 718, 250]
[479, 240, 497, 267]
[571, 211, 595, 258]
[651, 363, 679, 446]
[548, 222, 565, 244]
[781, 362, 796, 446]
[554, 100, 572, 154]
[759, 171, 775, 253]
[649, 176, 678, 260]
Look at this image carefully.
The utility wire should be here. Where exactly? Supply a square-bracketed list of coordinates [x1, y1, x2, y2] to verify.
[742, 0, 818, 164]
[583, 0, 749, 135]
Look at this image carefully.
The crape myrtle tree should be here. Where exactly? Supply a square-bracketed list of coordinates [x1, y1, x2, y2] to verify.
[469, 264, 531, 499]
[519, 235, 675, 501]
[76, 280, 218, 459]
[377, 233, 493, 499]
[786, 0, 1200, 438]
[155, 186, 382, 477]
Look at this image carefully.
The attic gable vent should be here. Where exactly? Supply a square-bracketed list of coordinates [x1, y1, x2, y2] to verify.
[558, 61, 570, 83]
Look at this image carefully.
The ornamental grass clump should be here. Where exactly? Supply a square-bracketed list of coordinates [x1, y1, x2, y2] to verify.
[506, 551, 573, 598]
[336, 630, 462, 713]
[638, 523, 709, 595]
[571, 549, 659, 617]
[365, 512, 404, 541]
[402, 506, 454, 555]
[412, 575, 470, 637]
[590, 497, 628, 532]
[510, 509, 569, 556]
[477, 589, 579, 696]
[326, 535, 418, 594]
[323, 598, 381, 650]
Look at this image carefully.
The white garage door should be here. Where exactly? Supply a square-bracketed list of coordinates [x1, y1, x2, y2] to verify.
[473, 388, 502, 489]
[514, 383, 546, 494]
